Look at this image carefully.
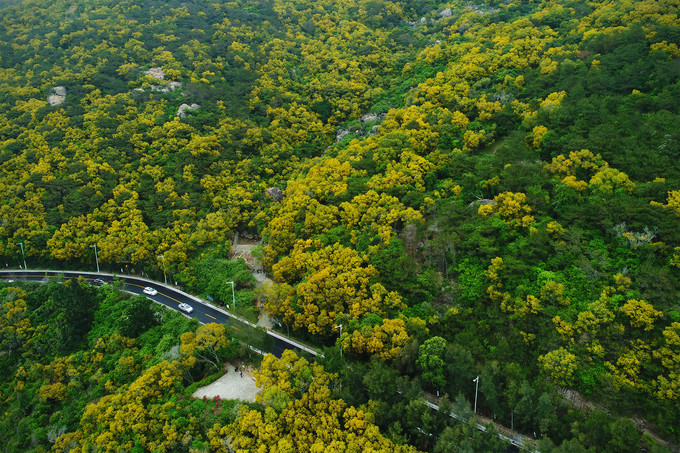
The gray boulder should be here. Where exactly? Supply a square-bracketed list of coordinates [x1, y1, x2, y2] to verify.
[145, 67, 165, 80]
[336, 129, 351, 142]
[265, 187, 284, 202]
[177, 103, 200, 118]
[151, 81, 182, 93]
[360, 113, 385, 123]
[47, 86, 67, 106]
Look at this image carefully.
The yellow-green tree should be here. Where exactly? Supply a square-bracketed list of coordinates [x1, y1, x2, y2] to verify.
[342, 318, 411, 360]
[478, 192, 535, 228]
[225, 351, 420, 452]
[269, 240, 395, 335]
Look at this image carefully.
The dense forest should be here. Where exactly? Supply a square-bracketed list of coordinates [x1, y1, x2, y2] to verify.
[1, 0, 680, 450]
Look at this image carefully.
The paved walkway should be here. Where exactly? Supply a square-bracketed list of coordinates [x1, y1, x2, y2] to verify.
[191, 363, 260, 402]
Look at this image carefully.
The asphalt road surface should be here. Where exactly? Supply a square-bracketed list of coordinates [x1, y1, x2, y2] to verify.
[0, 270, 230, 324]
[0, 269, 315, 358]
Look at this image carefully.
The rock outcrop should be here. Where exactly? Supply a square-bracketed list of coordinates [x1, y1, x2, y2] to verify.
[144, 67, 165, 80]
[47, 86, 67, 106]
[176, 103, 200, 118]
[265, 187, 284, 202]
[403, 17, 427, 27]
[336, 129, 352, 141]
[465, 3, 500, 15]
[360, 113, 385, 123]
[151, 81, 182, 93]
[469, 198, 497, 208]
[133, 81, 183, 94]
[336, 112, 386, 141]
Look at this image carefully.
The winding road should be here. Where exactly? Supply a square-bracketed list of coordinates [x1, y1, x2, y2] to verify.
[0, 269, 537, 450]
[0, 269, 316, 358]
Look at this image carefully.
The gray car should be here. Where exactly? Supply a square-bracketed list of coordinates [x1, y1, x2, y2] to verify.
[178, 303, 193, 313]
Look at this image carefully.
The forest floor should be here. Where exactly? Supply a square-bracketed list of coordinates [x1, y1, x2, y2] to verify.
[231, 234, 266, 282]
[231, 234, 276, 329]
[191, 362, 260, 402]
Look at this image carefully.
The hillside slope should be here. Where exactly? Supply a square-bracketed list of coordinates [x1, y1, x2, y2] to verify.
[1, 0, 680, 450]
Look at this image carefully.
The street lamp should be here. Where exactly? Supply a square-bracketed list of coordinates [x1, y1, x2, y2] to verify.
[473, 376, 480, 414]
[157, 255, 167, 284]
[335, 324, 343, 357]
[91, 244, 99, 273]
[227, 281, 235, 308]
[17, 242, 27, 270]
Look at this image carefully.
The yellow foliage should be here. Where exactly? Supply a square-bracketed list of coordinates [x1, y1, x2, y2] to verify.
[342, 318, 410, 360]
[531, 125, 548, 148]
[366, 151, 436, 195]
[519, 331, 535, 345]
[589, 167, 636, 193]
[483, 176, 501, 189]
[544, 149, 602, 177]
[339, 190, 423, 245]
[621, 299, 663, 331]
[237, 352, 418, 452]
[653, 323, 680, 399]
[484, 257, 505, 282]
[305, 158, 353, 200]
[485, 257, 512, 309]
[451, 110, 470, 129]
[553, 316, 575, 343]
[516, 295, 543, 316]
[255, 350, 313, 400]
[539, 58, 558, 75]
[541, 280, 570, 306]
[475, 95, 503, 121]
[613, 273, 632, 292]
[463, 129, 486, 151]
[651, 190, 680, 217]
[0, 288, 42, 358]
[562, 175, 588, 192]
[671, 247, 680, 268]
[546, 221, 566, 239]
[71, 360, 190, 451]
[538, 347, 578, 386]
[540, 91, 567, 110]
[574, 311, 600, 337]
[545, 150, 636, 195]
[605, 340, 651, 390]
[650, 40, 680, 59]
[478, 191, 534, 228]
[269, 241, 395, 335]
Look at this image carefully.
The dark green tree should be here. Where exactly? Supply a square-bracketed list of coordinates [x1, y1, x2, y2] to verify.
[418, 336, 447, 390]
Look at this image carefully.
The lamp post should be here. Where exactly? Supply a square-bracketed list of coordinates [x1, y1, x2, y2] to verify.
[473, 376, 480, 414]
[17, 242, 27, 270]
[158, 255, 167, 284]
[227, 281, 235, 308]
[335, 324, 343, 357]
[91, 244, 99, 273]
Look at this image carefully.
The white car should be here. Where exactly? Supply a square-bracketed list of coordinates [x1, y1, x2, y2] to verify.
[143, 287, 158, 296]
[178, 303, 193, 313]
